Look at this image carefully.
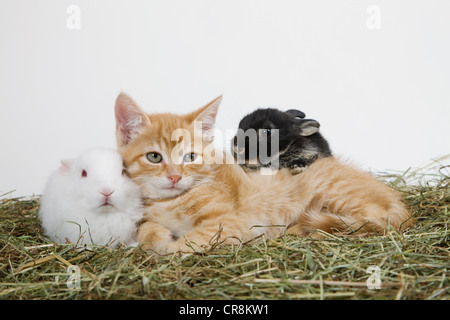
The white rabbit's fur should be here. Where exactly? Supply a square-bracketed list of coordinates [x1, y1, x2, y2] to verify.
[39, 148, 144, 247]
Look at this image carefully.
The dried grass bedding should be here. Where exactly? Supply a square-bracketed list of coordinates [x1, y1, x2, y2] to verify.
[0, 161, 448, 300]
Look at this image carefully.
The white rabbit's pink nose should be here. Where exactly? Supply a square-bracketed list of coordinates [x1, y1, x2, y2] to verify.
[100, 188, 114, 197]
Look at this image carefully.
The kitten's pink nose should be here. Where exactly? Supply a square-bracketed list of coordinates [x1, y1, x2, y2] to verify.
[100, 188, 114, 197]
[167, 175, 182, 184]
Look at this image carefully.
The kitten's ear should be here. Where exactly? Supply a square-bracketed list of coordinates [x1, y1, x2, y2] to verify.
[114, 92, 151, 146]
[59, 159, 74, 176]
[186, 95, 222, 132]
[295, 119, 320, 136]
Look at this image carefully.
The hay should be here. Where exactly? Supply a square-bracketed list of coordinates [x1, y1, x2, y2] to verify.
[1, 161, 448, 300]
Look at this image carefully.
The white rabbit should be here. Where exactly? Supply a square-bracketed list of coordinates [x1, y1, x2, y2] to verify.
[39, 148, 144, 248]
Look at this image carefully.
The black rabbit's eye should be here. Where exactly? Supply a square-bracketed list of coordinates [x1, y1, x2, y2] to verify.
[261, 128, 272, 136]
[81, 170, 87, 178]
[147, 152, 163, 163]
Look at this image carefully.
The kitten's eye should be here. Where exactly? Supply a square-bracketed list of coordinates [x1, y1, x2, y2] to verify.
[146, 152, 163, 163]
[81, 170, 87, 178]
[121, 169, 126, 176]
[183, 152, 197, 163]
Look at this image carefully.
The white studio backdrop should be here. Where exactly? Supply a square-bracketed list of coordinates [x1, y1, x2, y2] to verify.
[1, 0, 449, 198]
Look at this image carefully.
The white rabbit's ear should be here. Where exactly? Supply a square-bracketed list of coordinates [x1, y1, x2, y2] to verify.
[115, 92, 151, 146]
[59, 159, 74, 176]
[298, 119, 320, 136]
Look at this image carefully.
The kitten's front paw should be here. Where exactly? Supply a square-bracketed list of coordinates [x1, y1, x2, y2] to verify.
[137, 221, 175, 254]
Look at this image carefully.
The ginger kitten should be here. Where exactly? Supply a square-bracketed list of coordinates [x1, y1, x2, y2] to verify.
[114, 93, 414, 254]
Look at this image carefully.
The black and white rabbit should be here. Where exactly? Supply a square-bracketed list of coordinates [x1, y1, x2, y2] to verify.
[232, 108, 332, 173]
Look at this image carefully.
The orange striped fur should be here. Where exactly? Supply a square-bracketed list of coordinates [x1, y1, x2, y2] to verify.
[114, 93, 414, 254]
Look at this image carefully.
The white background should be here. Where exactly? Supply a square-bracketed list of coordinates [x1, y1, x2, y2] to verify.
[1, 0, 449, 198]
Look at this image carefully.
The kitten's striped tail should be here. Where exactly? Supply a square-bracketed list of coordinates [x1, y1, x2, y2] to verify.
[293, 206, 414, 237]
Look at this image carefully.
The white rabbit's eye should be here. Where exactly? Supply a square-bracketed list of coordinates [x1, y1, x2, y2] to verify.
[183, 152, 197, 163]
[81, 170, 87, 178]
[147, 152, 163, 163]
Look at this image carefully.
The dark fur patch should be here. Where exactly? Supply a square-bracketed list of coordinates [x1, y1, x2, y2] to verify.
[232, 108, 332, 170]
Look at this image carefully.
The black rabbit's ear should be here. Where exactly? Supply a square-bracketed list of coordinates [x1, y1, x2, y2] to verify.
[297, 119, 320, 136]
[286, 109, 306, 119]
